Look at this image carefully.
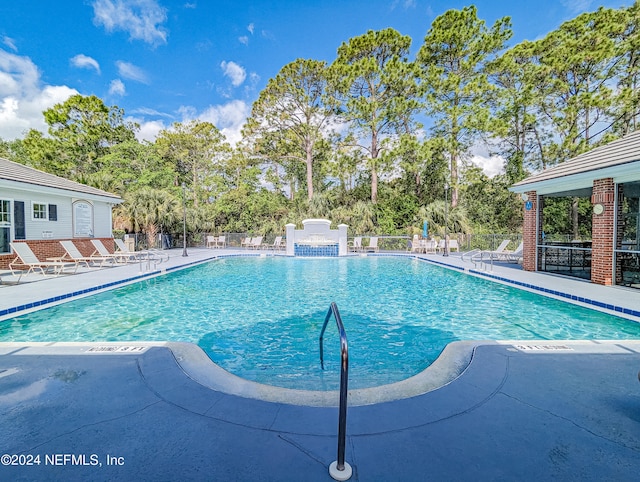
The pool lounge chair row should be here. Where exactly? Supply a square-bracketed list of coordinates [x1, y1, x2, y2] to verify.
[7, 239, 169, 282]
[466, 240, 524, 265]
[409, 236, 460, 254]
[237, 236, 286, 250]
[206, 235, 226, 248]
[348, 237, 379, 253]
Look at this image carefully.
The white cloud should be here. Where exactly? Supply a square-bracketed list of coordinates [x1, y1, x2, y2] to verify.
[109, 79, 126, 96]
[560, 0, 593, 14]
[116, 60, 149, 83]
[70, 54, 101, 74]
[391, 0, 416, 9]
[2, 36, 17, 52]
[247, 23, 255, 34]
[129, 117, 167, 142]
[129, 100, 249, 145]
[238, 35, 249, 45]
[0, 50, 77, 139]
[471, 154, 505, 178]
[91, 0, 168, 46]
[220, 60, 246, 87]
[180, 99, 249, 145]
[131, 107, 172, 117]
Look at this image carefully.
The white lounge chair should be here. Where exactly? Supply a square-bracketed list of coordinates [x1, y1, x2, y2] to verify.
[250, 236, 263, 249]
[0, 269, 24, 285]
[506, 241, 524, 263]
[206, 235, 217, 248]
[349, 237, 362, 252]
[471, 239, 512, 264]
[365, 237, 379, 253]
[90, 239, 133, 264]
[271, 236, 285, 251]
[241, 237, 253, 249]
[114, 239, 169, 264]
[9, 242, 78, 276]
[60, 240, 113, 267]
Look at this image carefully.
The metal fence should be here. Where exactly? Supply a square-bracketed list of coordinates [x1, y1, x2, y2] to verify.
[118, 232, 524, 253]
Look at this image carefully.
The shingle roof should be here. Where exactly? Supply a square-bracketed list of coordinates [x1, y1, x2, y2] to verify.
[0, 158, 121, 201]
[512, 129, 640, 188]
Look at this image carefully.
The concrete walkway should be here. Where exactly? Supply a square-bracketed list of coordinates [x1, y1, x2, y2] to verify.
[1, 341, 639, 481]
[1, 249, 640, 480]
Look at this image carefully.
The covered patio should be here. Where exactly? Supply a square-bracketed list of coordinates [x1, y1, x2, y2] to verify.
[510, 129, 640, 289]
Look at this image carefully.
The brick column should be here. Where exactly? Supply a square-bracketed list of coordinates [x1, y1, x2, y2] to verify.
[591, 178, 615, 285]
[522, 190, 538, 272]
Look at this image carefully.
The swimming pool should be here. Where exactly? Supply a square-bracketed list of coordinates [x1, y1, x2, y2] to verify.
[1, 256, 640, 390]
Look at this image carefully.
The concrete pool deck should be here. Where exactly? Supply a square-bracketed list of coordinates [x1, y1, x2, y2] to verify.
[1, 248, 640, 480]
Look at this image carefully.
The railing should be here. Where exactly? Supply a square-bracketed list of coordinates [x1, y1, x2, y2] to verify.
[615, 249, 640, 287]
[539, 243, 592, 280]
[319, 302, 352, 481]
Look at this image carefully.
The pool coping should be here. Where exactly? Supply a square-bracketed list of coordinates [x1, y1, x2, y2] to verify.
[167, 339, 482, 406]
[0, 339, 479, 407]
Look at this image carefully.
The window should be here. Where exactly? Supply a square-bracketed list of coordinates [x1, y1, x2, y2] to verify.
[33, 202, 47, 220]
[0, 199, 10, 254]
[0, 199, 9, 224]
[48, 204, 57, 221]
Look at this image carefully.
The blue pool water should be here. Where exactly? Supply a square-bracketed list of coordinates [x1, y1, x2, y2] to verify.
[1, 256, 640, 390]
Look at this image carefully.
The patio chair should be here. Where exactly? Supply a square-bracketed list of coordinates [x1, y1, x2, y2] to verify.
[409, 235, 422, 253]
[506, 241, 524, 263]
[114, 239, 169, 264]
[214, 235, 226, 248]
[424, 239, 437, 254]
[90, 239, 134, 264]
[250, 236, 264, 249]
[241, 237, 253, 249]
[470, 239, 512, 265]
[206, 235, 217, 248]
[348, 237, 362, 252]
[0, 269, 24, 285]
[271, 236, 285, 251]
[9, 242, 78, 277]
[439, 238, 459, 252]
[365, 237, 379, 253]
[60, 240, 113, 268]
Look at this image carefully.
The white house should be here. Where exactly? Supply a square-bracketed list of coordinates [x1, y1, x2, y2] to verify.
[0, 158, 122, 268]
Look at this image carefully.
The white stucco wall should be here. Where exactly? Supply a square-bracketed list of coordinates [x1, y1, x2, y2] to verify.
[0, 186, 115, 241]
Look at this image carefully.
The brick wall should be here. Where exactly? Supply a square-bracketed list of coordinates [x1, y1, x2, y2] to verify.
[0, 238, 115, 270]
[522, 190, 538, 272]
[591, 178, 615, 285]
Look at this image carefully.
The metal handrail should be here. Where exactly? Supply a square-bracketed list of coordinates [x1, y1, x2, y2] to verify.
[319, 302, 351, 480]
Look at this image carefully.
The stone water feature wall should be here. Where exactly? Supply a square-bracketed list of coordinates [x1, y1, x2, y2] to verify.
[285, 219, 348, 257]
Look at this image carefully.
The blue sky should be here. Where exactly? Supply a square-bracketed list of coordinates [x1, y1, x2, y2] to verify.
[0, 0, 633, 174]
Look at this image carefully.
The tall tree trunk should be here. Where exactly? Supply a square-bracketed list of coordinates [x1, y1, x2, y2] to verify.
[450, 152, 459, 208]
[371, 130, 379, 204]
[305, 141, 314, 200]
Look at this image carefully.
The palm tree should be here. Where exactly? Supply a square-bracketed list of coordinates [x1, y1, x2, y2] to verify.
[419, 201, 470, 237]
[117, 188, 180, 247]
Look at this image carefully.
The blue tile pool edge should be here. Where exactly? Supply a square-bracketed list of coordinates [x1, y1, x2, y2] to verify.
[464, 267, 640, 321]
